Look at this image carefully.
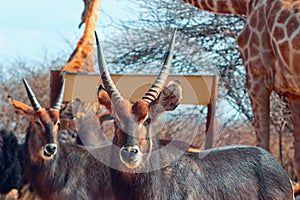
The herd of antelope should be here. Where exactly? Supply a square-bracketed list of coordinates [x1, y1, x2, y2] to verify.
[0, 30, 294, 199]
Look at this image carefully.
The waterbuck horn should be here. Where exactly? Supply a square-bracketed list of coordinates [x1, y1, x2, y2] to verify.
[52, 78, 66, 111]
[95, 32, 123, 102]
[142, 29, 177, 104]
[22, 78, 42, 111]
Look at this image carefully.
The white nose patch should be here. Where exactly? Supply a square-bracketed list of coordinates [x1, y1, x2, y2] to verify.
[120, 145, 142, 169]
[42, 143, 58, 160]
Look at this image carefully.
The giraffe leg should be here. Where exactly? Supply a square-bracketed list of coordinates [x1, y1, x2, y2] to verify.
[287, 96, 300, 182]
[247, 78, 271, 151]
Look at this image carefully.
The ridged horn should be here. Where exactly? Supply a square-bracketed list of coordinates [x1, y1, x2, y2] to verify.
[95, 31, 123, 101]
[52, 78, 66, 111]
[22, 78, 42, 111]
[142, 29, 177, 104]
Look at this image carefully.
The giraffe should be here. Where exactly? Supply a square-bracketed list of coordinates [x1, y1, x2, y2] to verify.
[79, 0, 92, 29]
[61, 0, 99, 73]
[181, 0, 300, 182]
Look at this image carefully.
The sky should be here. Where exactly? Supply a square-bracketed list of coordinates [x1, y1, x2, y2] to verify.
[0, 0, 131, 61]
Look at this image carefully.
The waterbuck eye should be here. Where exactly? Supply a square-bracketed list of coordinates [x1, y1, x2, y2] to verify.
[143, 118, 151, 126]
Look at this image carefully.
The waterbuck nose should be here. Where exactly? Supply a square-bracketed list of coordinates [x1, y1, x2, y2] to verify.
[45, 143, 57, 155]
[121, 146, 139, 158]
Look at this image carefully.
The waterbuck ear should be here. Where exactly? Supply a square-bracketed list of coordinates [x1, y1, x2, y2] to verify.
[97, 85, 112, 114]
[8, 96, 35, 118]
[150, 80, 182, 119]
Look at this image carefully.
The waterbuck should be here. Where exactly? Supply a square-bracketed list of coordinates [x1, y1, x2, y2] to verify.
[95, 30, 294, 199]
[0, 129, 22, 199]
[8, 79, 115, 200]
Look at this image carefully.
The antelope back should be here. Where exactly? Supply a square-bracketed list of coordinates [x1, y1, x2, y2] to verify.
[96, 30, 183, 171]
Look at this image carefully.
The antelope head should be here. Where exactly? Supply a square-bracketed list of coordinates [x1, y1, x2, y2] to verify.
[96, 30, 182, 171]
[8, 79, 65, 161]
